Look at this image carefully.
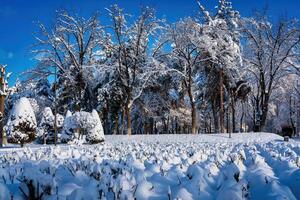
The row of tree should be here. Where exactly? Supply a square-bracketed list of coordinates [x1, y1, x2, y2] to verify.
[4, 0, 300, 136]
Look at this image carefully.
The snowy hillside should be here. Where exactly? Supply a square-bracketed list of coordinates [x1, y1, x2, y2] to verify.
[0, 133, 299, 200]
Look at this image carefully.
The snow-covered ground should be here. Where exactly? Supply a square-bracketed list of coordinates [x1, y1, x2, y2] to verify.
[0, 133, 299, 200]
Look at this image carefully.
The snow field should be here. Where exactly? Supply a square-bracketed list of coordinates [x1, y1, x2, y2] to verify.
[0, 133, 299, 200]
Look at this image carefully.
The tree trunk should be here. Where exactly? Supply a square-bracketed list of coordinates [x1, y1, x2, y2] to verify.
[208, 116, 212, 133]
[167, 117, 170, 134]
[204, 116, 208, 133]
[226, 108, 230, 133]
[289, 96, 296, 136]
[175, 117, 178, 134]
[113, 114, 119, 135]
[260, 94, 270, 131]
[125, 104, 131, 135]
[219, 70, 224, 133]
[231, 97, 236, 133]
[212, 100, 220, 133]
[150, 118, 154, 135]
[121, 109, 125, 135]
[0, 95, 4, 147]
[188, 75, 197, 134]
[253, 96, 260, 132]
[240, 102, 245, 132]
[0, 67, 6, 147]
[191, 102, 197, 134]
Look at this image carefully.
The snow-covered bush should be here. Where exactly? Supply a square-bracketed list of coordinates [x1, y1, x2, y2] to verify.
[61, 110, 104, 144]
[6, 97, 37, 146]
[86, 110, 105, 144]
[37, 107, 64, 144]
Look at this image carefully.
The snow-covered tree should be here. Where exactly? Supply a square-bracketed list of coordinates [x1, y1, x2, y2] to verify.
[11, 1, 298, 136]
[242, 14, 300, 131]
[164, 18, 203, 134]
[6, 97, 37, 146]
[0, 64, 12, 147]
[105, 5, 164, 135]
[30, 10, 106, 112]
[86, 110, 105, 143]
[195, 0, 243, 134]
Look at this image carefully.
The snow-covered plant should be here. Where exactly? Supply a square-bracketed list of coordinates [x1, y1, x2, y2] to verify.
[37, 107, 64, 144]
[61, 110, 104, 143]
[17, 162, 56, 199]
[6, 97, 37, 146]
[85, 110, 105, 143]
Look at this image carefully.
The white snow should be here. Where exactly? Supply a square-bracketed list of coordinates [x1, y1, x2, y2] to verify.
[0, 132, 299, 199]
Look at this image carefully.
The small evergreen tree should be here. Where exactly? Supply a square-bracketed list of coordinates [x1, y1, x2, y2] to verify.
[6, 97, 37, 146]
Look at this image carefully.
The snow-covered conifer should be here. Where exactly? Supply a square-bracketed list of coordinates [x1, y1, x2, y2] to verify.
[86, 110, 105, 144]
[6, 97, 37, 146]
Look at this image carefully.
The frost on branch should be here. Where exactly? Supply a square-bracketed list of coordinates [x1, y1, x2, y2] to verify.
[61, 109, 104, 144]
[6, 97, 37, 146]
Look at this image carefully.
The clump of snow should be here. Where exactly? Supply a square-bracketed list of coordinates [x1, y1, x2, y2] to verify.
[6, 97, 37, 145]
[61, 109, 104, 144]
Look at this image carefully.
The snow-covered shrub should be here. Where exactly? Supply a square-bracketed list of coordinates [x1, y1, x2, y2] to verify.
[37, 107, 53, 143]
[6, 97, 37, 146]
[61, 110, 73, 143]
[18, 162, 56, 199]
[61, 110, 104, 144]
[86, 110, 105, 144]
[36, 107, 64, 144]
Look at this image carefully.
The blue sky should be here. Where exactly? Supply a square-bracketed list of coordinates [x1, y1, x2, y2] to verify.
[0, 0, 299, 85]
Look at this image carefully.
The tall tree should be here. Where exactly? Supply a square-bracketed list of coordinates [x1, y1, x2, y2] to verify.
[31, 10, 104, 112]
[166, 18, 203, 134]
[197, 0, 242, 133]
[242, 14, 300, 131]
[106, 5, 163, 135]
[0, 65, 11, 147]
